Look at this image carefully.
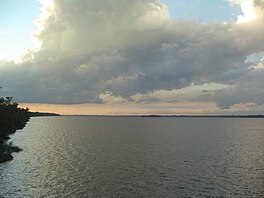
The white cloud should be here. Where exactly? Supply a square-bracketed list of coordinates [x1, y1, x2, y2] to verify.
[228, 0, 264, 23]
[131, 83, 229, 103]
[99, 91, 127, 104]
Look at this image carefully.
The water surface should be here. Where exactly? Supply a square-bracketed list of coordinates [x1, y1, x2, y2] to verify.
[0, 116, 263, 197]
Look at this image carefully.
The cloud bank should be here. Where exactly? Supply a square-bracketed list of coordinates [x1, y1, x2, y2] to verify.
[0, 0, 263, 113]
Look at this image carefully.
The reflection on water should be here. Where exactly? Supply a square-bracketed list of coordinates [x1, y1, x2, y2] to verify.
[0, 117, 263, 197]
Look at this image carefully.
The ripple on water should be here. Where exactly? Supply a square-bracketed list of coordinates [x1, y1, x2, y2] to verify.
[0, 117, 263, 197]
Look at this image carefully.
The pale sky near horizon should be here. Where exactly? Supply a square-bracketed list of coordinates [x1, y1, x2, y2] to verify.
[0, 0, 264, 115]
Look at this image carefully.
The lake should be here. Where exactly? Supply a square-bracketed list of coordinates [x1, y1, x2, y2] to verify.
[0, 116, 263, 197]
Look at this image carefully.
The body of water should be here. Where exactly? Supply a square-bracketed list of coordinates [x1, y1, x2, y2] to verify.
[0, 116, 263, 197]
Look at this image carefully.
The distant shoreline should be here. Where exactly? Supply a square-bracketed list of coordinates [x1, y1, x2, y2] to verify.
[59, 114, 264, 118]
[141, 115, 264, 118]
[28, 111, 61, 117]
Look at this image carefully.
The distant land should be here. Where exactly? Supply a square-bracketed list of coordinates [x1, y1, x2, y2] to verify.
[28, 111, 61, 117]
[63, 114, 264, 118]
[141, 115, 264, 118]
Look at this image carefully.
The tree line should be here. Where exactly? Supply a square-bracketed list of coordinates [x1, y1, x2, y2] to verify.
[0, 96, 30, 141]
[0, 86, 30, 163]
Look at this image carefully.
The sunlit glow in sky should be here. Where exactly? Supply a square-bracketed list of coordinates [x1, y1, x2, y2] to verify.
[237, 0, 257, 23]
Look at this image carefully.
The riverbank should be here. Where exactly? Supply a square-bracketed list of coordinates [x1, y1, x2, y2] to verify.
[0, 140, 23, 163]
[0, 107, 29, 163]
[0, 109, 60, 164]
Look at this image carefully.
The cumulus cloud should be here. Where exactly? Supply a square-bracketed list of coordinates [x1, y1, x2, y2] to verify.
[0, 0, 263, 112]
[228, 0, 264, 22]
[213, 61, 264, 109]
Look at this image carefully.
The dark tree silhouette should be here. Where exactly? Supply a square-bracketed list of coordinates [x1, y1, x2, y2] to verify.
[0, 88, 30, 163]
[0, 87, 59, 163]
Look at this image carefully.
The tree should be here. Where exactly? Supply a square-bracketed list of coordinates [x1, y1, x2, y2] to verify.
[0, 88, 29, 140]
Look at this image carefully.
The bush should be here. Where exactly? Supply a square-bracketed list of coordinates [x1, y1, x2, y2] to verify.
[0, 97, 30, 140]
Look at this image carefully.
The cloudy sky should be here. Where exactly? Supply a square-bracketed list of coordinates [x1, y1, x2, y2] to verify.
[0, 0, 263, 115]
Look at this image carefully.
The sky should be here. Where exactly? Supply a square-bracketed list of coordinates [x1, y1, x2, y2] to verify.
[0, 0, 263, 115]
